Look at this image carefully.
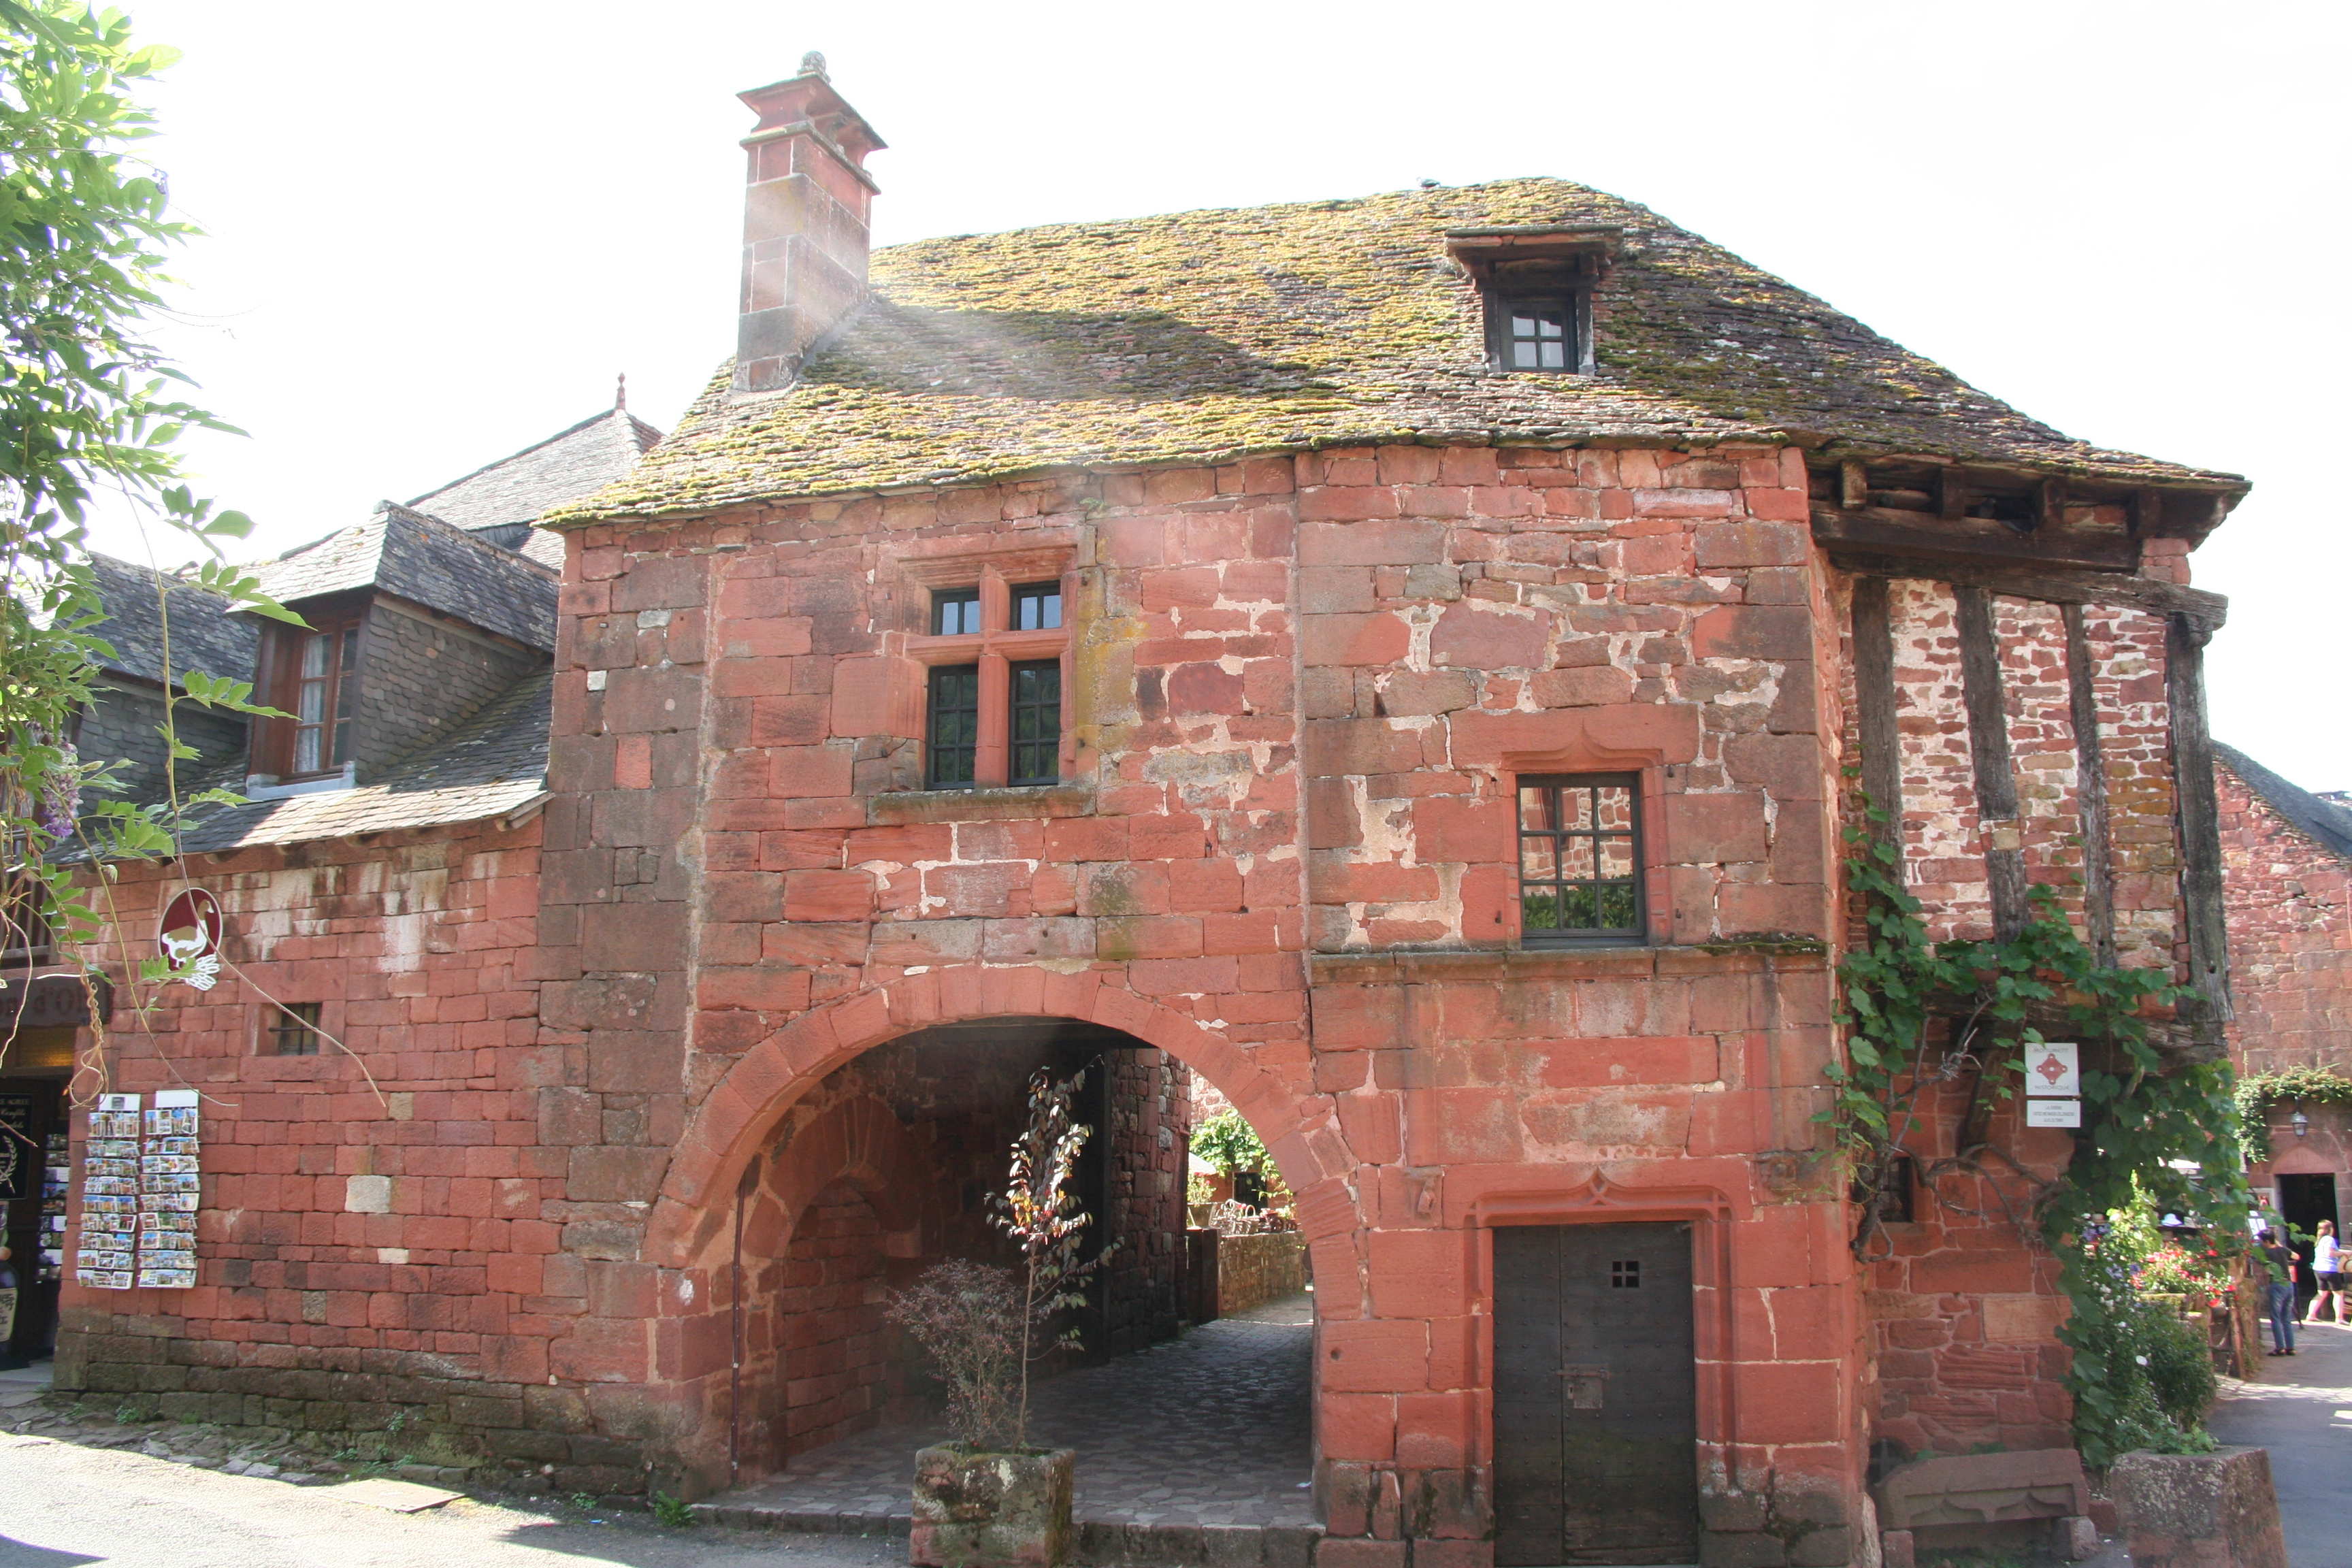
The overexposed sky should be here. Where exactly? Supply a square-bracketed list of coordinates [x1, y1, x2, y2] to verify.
[89, 1, 2351, 787]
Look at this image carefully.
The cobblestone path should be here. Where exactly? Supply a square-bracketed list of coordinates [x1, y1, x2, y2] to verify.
[709, 1291, 1316, 1533]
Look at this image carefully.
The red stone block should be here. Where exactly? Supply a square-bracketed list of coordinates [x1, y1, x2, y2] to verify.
[1319, 1541, 1409, 1568]
[1367, 1230, 1475, 1318]
[1322, 1317, 1431, 1392]
[1322, 1391, 1401, 1460]
[1403, 1089, 1522, 1164]
[1394, 1390, 1475, 1467]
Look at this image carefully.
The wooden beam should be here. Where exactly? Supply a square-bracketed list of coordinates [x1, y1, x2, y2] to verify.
[1955, 586, 2027, 940]
[1938, 467, 1967, 520]
[2061, 603, 2117, 967]
[1852, 576, 1903, 841]
[1825, 549, 2227, 630]
[2128, 489, 2161, 540]
[2166, 613, 2232, 1027]
[2036, 478, 2065, 532]
[1812, 506, 2139, 572]
[1840, 459, 1869, 510]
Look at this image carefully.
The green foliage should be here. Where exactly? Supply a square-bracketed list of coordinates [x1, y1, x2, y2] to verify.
[649, 1490, 694, 1529]
[1831, 804, 2247, 1466]
[1189, 1107, 1269, 1177]
[2233, 1064, 2352, 1160]
[0, 2, 305, 1088]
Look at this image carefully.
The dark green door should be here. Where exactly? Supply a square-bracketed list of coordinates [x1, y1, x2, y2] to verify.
[1493, 1222, 1698, 1565]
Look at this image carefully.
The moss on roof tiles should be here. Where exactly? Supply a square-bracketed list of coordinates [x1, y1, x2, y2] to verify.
[556, 178, 2242, 523]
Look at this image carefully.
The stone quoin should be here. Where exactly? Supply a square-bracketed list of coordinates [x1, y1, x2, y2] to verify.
[41, 55, 2257, 1568]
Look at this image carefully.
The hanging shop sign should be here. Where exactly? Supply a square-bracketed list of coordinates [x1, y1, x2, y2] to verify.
[156, 889, 224, 991]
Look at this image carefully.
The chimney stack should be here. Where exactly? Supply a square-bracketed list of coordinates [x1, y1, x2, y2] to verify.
[733, 53, 885, 394]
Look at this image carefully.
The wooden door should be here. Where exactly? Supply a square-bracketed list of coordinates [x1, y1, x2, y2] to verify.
[1493, 1222, 1698, 1565]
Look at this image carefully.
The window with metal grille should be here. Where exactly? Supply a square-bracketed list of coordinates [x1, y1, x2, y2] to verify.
[271, 1001, 323, 1056]
[1011, 581, 1062, 631]
[282, 620, 360, 776]
[1008, 659, 1061, 785]
[1610, 1259, 1641, 1289]
[926, 664, 981, 788]
[1518, 773, 1642, 942]
[933, 588, 982, 636]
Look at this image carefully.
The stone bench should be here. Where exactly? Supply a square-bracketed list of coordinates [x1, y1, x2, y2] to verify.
[1874, 1449, 2097, 1565]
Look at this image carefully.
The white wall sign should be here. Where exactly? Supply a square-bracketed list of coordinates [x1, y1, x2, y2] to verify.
[2023, 1042, 2080, 1096]
[2026, 1098, 2083, 1128]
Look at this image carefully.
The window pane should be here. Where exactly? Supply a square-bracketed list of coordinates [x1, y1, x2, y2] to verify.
[1014, 583, 1062, 631]
[1596, 784, 1634, 830]
[1009, 659, 1060, 785]
[1520, 837, 1557, 878]
[933, 590, 981, 636]
[1537, 317, 1563, 338]
[1540, 341, 1565, 368]
[1560, 787, 1593, 831]
[1597, 883, 1637, 929]
[1562, 885, 1599, 928]
[1518, 785, 1554, 832]
[1600, 837, 1637, 879]
[1522, 889, 1561, 931]
[293, 728, 321, 774]
[1561, 836, 1597, 879]
[1512, 341, 1537, 368]
[299, 632, 329, 679]
[927, 664, 980, 787]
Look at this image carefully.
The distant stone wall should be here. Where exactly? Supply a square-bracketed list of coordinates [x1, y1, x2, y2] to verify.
[2217, 760, 2351, 1080]
[76, 676, 246, 806]
[1218, 1231, 1306, 1316]
[353, 598, 543, 782]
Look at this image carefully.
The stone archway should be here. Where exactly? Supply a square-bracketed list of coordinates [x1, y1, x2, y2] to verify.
[646, 966, 1357, 1272]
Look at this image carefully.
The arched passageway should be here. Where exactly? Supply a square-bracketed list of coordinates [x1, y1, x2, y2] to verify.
[702, 1013, 1318, 1535]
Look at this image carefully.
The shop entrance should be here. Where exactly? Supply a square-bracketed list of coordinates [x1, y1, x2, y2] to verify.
[1494, 1221, 1699, 1567]
[2275, 1172, 2340, 1316]
[1, 1034, 76, 1368]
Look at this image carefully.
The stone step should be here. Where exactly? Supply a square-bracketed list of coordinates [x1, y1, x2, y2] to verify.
[689, 1498, 1321, 1568]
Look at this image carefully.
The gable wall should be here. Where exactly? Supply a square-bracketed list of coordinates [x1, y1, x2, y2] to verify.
[351, 598, 549, 783]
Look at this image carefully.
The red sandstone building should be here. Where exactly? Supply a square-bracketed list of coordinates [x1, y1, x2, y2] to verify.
[48, 59, 2261, 1568]
[2213, 746, 2349, 1284]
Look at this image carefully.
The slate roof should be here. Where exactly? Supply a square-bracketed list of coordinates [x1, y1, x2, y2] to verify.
[2216, 743, 2352, 863]
[75, 553, 260, 688]
[254, 502, 559, 652]
[555, 177, 2248, 523]
[151, 671, 552, 855]
[409, 404, 662, 570]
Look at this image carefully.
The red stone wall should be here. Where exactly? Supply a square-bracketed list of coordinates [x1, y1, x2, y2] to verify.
[775, 1181, 887, 1457]
[50, 821, 624, 1486]
[2217, 761, 2352, 1077]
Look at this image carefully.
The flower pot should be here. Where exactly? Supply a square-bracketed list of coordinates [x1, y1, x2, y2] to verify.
[911, 1443, 1075, 1568]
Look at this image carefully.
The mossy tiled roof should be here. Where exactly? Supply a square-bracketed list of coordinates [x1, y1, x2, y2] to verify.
[560, 177, 2242, 522]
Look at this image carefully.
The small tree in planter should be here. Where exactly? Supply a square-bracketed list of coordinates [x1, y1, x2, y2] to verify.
[889, 1069, 1111, 1568]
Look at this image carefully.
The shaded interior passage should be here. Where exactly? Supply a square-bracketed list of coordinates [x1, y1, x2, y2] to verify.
[723, 1019, 1195, 1479]
[710, 1292, 1317, 1533]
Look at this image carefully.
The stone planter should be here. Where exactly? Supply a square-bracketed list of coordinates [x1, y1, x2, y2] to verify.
[911, 1443, 1075, 1568]
[2110, 1447, 2287, 1568]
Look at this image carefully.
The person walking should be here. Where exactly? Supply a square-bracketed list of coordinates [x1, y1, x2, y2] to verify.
[2260, 1228, 2298, 1355]
[2312, 1220, 2344, 1326]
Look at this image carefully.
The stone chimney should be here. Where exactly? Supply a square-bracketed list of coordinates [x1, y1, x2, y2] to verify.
[733, 53, 885, 394]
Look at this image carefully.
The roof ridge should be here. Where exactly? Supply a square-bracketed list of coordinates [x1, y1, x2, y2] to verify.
[408, 406, 668, 512]
[2215, 742, 2352, 863]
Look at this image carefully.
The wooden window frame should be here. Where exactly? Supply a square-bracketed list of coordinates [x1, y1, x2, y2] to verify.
[254, 599, 367, 781]
[906, 561, 1073, 790]
[1516, 772, 1646, 945]
[1485, 288, 1593, 376]
[270, 1000, 323, 1057]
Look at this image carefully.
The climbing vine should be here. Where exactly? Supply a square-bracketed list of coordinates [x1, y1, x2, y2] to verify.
[1829, 804, 2249, 1465]
[2232, 1064, 2352, 1161]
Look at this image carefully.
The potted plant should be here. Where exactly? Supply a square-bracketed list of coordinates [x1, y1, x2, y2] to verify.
[889, 1070, 1110, 1568]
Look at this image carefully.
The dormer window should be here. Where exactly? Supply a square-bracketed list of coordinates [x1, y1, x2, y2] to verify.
[1503, 301, 1575, 371]
[289, 623, 359, 774]
[1446, 227, 1616, 378]
[255, 602, 365, 783]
